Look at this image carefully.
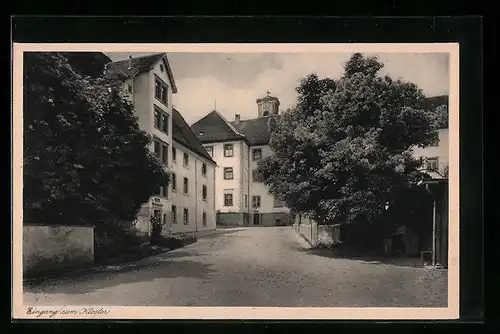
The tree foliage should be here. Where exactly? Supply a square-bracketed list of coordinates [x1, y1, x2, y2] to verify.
[258, 53, 444, 225]
[23, 52, 170, 230]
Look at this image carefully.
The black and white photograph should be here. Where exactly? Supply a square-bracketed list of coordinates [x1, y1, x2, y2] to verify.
[12, 43, 459, 320]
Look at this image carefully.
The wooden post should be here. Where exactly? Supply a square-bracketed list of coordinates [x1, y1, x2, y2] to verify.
[432, 199, 437, 266]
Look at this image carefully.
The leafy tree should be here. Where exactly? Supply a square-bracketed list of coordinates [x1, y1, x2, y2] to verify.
[258, 53, 441, 226]
[258, 74, 336, 220]
[432, 104, 448, 129]
[23, 52, 170, 237]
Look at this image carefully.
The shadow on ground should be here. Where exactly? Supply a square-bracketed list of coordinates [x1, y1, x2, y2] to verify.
[303, 247, 431, 268]
[24, 258, 216, 294]
[198, 228, 247, 239]
[24, 248, 207, 290]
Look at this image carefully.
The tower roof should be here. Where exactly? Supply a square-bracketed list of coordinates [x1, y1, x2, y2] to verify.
[256, 90, 280, 104]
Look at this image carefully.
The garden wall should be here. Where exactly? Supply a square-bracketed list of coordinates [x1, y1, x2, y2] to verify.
[23, 224, 94, 276]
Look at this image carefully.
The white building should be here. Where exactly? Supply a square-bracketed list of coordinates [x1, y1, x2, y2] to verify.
[104, 53, 217, 236]
[191, 91, 290, 227]
[413, 128, 449, 178]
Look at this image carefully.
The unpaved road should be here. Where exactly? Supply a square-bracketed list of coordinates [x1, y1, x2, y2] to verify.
[24, 227, 447, 307]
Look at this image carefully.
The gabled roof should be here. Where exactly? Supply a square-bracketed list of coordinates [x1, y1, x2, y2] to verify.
[230, 116, 272, 146]
[421, 169, 447, 180]
[104, 53, 178, 93]
[191, 110, 247, 144]
[172, 108, 216, 164]
[421, 95, 448, 110]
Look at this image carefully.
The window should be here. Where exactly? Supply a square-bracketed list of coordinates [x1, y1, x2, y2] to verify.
[154, 106, 169, 134]
[245, 194, 248, 208]
[183, 208, 189, 225]
[161, 182, 168, 198]
[161, 86, 167, 103]
[273, 197, 285, 207]
[426, 157, 439, 171]
[154, 109, 162, 129]
[252, 169, 261, 182]
[252, 196, 261, 209]
[154, 140, 168, 165]
[202, 163, 207, 176]
[183, 153, 189, 167]
[224, 144, 234, 157]
[154, 141, 160, 156]
[127, 83, 133, 93]
[155, 80, 161, 101]
[205, 146, 213, 157]
[224, 193, 233, 206]
[153, 209, 161, 221]
[202, 212, 207, 226]
[263, 110, 269, 117]
[161, 113, 169, 133]
[154, 77, 168, 105]
[224, 167, 234, 180]
[162, 145, 168, 165]
[252, 148, 262, 161]
[171, 173, 177, 191]
[202, 185, 207, 201]
[183, 177, 189, 194]
[172, 147, 176, 162]
[172, 206, 177, 224]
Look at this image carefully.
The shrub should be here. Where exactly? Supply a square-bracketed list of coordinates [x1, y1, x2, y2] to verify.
[94, 222, 145, 262]
[151, 233, 198, 249]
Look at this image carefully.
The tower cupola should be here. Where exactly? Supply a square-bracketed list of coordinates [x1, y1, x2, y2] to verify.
[256, 90, 280, 117]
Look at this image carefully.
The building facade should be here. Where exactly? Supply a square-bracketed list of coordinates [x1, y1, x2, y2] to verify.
[382, 126, 449, 266]
[413, 127, 449, 267]
[191, 91, 291, 227]
[413, 128, 449, 178]
[105, 53, 217, 236]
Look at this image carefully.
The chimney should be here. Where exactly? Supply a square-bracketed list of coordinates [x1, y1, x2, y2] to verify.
[127, 55, 133, 70]
[234, 114, 241, 124]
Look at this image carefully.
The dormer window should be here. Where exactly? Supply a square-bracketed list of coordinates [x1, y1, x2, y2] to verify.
[159, 64, 165, 72]
[252, 148, 262, 161]
[262, 110, 269, 116]
[425, 157, 439, 171]
[127, 83, 133, 93]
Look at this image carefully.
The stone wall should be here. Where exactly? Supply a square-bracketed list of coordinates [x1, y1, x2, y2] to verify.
[217, 212, 292, 227]
[23, 224, 94, 277]
[293, 214, 341, 247]
[217, 212, 245, 226]
[259, 212, 291, 226]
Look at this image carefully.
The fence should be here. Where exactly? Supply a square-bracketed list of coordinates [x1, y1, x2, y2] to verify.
[293, 214, 341, 247]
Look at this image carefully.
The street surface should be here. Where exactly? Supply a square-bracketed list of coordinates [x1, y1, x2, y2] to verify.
[24, 227, 447, 307]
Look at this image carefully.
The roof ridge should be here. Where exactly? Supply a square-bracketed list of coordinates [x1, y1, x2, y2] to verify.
[191, 110, 216, 127]
[230, 115, 270, 124]
[104, 52, 177, 93]
[172, 108, 216, 164]
[108, 52, 165, 64]
[214, 110, 245, 137]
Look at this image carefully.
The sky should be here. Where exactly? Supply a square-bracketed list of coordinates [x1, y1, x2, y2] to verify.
[107, 52, 449, 125]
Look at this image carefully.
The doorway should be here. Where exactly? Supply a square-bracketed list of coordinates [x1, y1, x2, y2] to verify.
[253, 213, 261, 226]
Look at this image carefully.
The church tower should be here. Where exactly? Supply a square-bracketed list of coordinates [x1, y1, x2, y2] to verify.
[256, 90, 280, 117]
